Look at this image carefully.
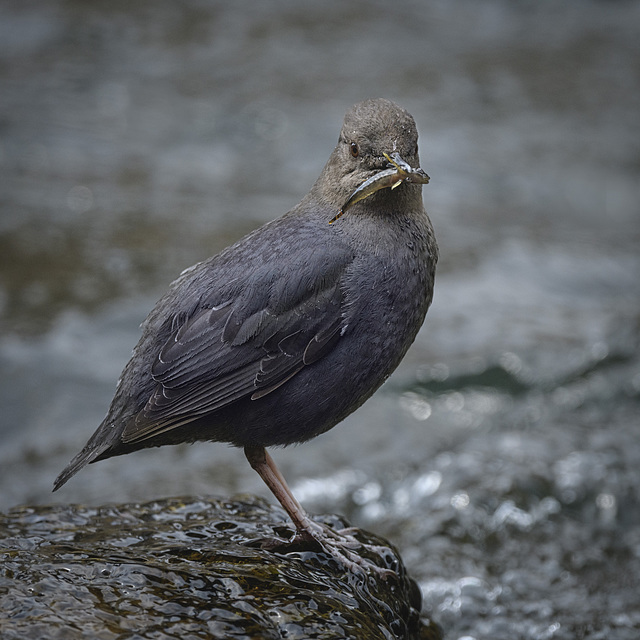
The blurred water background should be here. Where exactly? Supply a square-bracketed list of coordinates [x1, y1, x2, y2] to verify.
[1, 1, 639, 638]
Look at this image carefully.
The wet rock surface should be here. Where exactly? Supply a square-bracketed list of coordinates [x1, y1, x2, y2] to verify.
[0, 496, 441, 639]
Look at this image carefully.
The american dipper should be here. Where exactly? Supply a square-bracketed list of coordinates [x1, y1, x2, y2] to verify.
[54, 98, 437, 575]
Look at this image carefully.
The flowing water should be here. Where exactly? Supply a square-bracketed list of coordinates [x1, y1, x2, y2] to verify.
[1, 1, 639, 638]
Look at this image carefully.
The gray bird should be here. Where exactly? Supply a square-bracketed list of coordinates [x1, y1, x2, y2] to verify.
[54, 98, 437, 575]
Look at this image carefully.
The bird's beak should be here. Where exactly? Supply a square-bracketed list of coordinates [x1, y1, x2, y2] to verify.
[330, 152, 430, 224]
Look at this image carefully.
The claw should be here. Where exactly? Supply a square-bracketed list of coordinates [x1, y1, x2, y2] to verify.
[246, 520, 398, 579]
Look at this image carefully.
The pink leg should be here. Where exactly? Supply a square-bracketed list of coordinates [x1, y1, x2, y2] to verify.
[244, 445, 396, 578]
[244, 445, 316, 540]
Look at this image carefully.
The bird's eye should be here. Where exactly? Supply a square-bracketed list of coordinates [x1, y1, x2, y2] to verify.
[350, 142, 359, 158]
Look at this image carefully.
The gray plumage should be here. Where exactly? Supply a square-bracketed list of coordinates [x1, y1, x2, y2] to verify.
[54, 98, 437, 492]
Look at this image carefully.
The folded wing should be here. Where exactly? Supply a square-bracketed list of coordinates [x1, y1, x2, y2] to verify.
[121, 252, 350, 444]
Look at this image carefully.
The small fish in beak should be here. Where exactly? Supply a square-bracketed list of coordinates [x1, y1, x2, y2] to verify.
[330, 152, 430, 224]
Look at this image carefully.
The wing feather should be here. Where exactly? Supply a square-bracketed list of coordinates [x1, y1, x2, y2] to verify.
[120, 254, 349, 445]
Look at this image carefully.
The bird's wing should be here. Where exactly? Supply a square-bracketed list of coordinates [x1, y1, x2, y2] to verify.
[121, 250, 350, 444]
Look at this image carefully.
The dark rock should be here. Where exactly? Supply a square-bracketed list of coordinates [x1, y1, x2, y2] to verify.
[0, 496, 442, 639]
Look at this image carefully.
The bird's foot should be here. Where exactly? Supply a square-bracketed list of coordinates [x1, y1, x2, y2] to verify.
[303, 520, 399, 579]
[248, 519, 398, 579]
[242, 448, 399, 578]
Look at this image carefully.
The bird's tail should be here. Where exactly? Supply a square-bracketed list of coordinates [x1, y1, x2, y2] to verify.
[52, 421, 115, 491]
